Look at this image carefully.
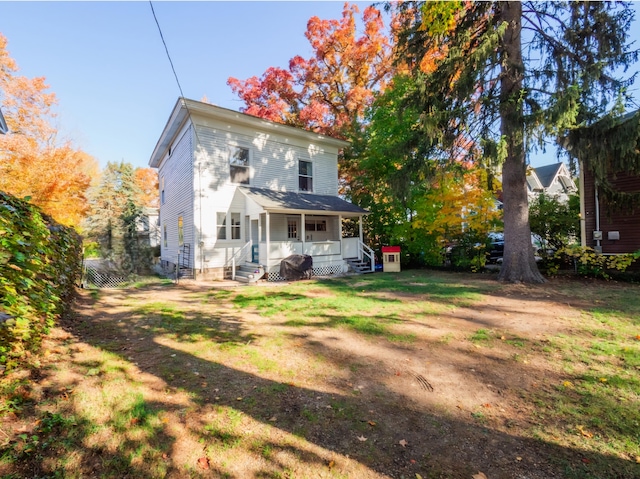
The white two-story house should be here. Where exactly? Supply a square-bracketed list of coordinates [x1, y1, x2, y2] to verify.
[149, 98, 372, 282]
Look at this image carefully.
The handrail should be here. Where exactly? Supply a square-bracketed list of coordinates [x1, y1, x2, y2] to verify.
[358, 240, 375, 273]
[224, 242, 253, 280]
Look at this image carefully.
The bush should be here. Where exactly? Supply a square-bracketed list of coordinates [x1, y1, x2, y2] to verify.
[550, 245, 640, 279]
[0, 192, 83, 369]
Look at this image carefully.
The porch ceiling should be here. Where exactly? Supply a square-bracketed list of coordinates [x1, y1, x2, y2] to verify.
[239, 186, 368, 216]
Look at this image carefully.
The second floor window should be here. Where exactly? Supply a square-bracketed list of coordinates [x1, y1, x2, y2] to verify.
[299, 160, 313, 192]
[229, 145, 250, 184]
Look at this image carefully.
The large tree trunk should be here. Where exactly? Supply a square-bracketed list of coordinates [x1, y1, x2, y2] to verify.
[497, 2, 545, 283]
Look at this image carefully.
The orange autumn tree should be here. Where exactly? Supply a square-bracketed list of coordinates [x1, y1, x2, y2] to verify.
[228, 2, 395, 139]
[0, 33, 96, 227]
[134, 167, 159, 209]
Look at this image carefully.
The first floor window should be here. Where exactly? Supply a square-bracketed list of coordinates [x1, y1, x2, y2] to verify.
[217, 212, 227, 240]
[231, 213, 241, 240]
[178, 216, 184, 246]
[299, 160, 313, 192]
[305, 218, 326, 231]
[163, 224, 167, 247]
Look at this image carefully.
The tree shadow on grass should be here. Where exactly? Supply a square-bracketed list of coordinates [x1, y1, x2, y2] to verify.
[45, 286, 639, 479]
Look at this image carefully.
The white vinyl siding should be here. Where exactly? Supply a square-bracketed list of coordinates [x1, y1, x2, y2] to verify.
[158, 125, 194, 267]
[194, 122, 339, 196]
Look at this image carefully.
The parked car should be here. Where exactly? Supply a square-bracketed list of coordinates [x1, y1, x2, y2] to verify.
[487, 233, 504, 263]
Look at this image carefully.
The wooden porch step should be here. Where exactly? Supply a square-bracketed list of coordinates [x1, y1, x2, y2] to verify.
[345, 257, 372, 274]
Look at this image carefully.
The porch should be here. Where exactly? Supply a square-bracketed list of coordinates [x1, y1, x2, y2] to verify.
[231, 187, 373, 281]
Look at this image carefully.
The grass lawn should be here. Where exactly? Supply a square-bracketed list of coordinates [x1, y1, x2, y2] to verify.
[1, 270, 639, 478]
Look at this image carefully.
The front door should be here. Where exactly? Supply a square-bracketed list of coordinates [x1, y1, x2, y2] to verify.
[251, 219, 259, 263]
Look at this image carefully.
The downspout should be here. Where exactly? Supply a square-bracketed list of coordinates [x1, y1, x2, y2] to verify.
[595, 183, 601, 252]
[579, 162, 587, 247]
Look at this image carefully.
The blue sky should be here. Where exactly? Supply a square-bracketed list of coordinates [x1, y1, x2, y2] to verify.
[1, 1, 639, 172]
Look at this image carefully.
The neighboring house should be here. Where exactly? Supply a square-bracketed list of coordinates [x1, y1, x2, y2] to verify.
[137, 207, 160, 248]
[526, 162, 577, 203]
[581, 169, 640, 254]
[0, 106, 8, 134]
[149, 98, 371, 282]
[566, 110, 640, 254]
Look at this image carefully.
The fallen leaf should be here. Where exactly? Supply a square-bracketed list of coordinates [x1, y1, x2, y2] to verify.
[577, 425, 593, 438]
[516, 456, 522, 461]
[236, 397, 243, 401]
[399, 439, 408, 447]
[634, 455, 640, 463]
[357, 435, 367, 442]
[328, 460, 335, 468]
[472, 473, 488, 479]
[268, 416, 277, 422]
[197, 457, 210, 470]
[563, 380, 573, 388]
[416, 474, 423, 479]
[482, 403, 491, 408]
[599, 377, 607, 383]
[368, 420, 377, 427]
[581, 457, 591, 464]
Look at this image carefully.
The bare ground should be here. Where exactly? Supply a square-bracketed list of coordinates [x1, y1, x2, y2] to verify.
[1, 271, 638, 478]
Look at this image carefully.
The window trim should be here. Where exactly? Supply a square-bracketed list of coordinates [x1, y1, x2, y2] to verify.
[287, 217, 299, 240]
[298, 159, 313, 193]
[228, 143, 251, 185]
[217, 211, 244, 241]
[230, 212, 241, 240]
[216, 212, 227, 240]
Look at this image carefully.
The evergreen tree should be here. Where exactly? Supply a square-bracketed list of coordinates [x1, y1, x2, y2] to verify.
[392, 1, 637, 283]
[85, 161, 144, 273]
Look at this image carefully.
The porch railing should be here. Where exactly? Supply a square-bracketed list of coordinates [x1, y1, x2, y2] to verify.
[224, 242, 253, 280]
[359, 240, 375, 273]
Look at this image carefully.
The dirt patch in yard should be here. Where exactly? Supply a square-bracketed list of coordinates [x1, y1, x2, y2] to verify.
[1, 271, 639, 479]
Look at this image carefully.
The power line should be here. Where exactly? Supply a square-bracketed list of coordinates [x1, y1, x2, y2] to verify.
[149, 1, 186, 100]
[149, 1, 206, 273]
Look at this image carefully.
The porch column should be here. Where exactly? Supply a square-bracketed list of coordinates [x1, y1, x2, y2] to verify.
[359, 215, 364, 243]
[266, 212, 270, 270]
[301, 213, 306, 248]
[339, 214, 343, 252]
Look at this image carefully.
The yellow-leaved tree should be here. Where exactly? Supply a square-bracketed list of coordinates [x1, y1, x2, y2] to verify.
[0, 33, 97, 227]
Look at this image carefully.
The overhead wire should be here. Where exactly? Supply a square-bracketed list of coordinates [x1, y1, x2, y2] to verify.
[149, 0, 207, 273]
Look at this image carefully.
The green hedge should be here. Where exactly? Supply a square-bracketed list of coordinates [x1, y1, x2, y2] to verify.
[0, 192, 83, 369]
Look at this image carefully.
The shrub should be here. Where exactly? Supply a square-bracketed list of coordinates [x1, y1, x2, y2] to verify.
[0, 192, 82, 369]
[551, 245, 640, 279]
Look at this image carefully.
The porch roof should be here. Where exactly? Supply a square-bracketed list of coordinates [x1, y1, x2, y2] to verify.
[239, 187, 368, 216]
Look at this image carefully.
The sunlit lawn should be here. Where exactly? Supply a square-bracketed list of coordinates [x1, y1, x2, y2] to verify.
[1, 270, 639, 478]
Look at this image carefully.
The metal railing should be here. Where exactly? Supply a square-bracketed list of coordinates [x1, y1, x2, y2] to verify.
[224, 242, 253, 280]
[359, 240, 375, 273]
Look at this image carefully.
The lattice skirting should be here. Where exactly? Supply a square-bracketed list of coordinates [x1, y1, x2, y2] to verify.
[267, 264, 343, 282]
[82, 267, 130, 289]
